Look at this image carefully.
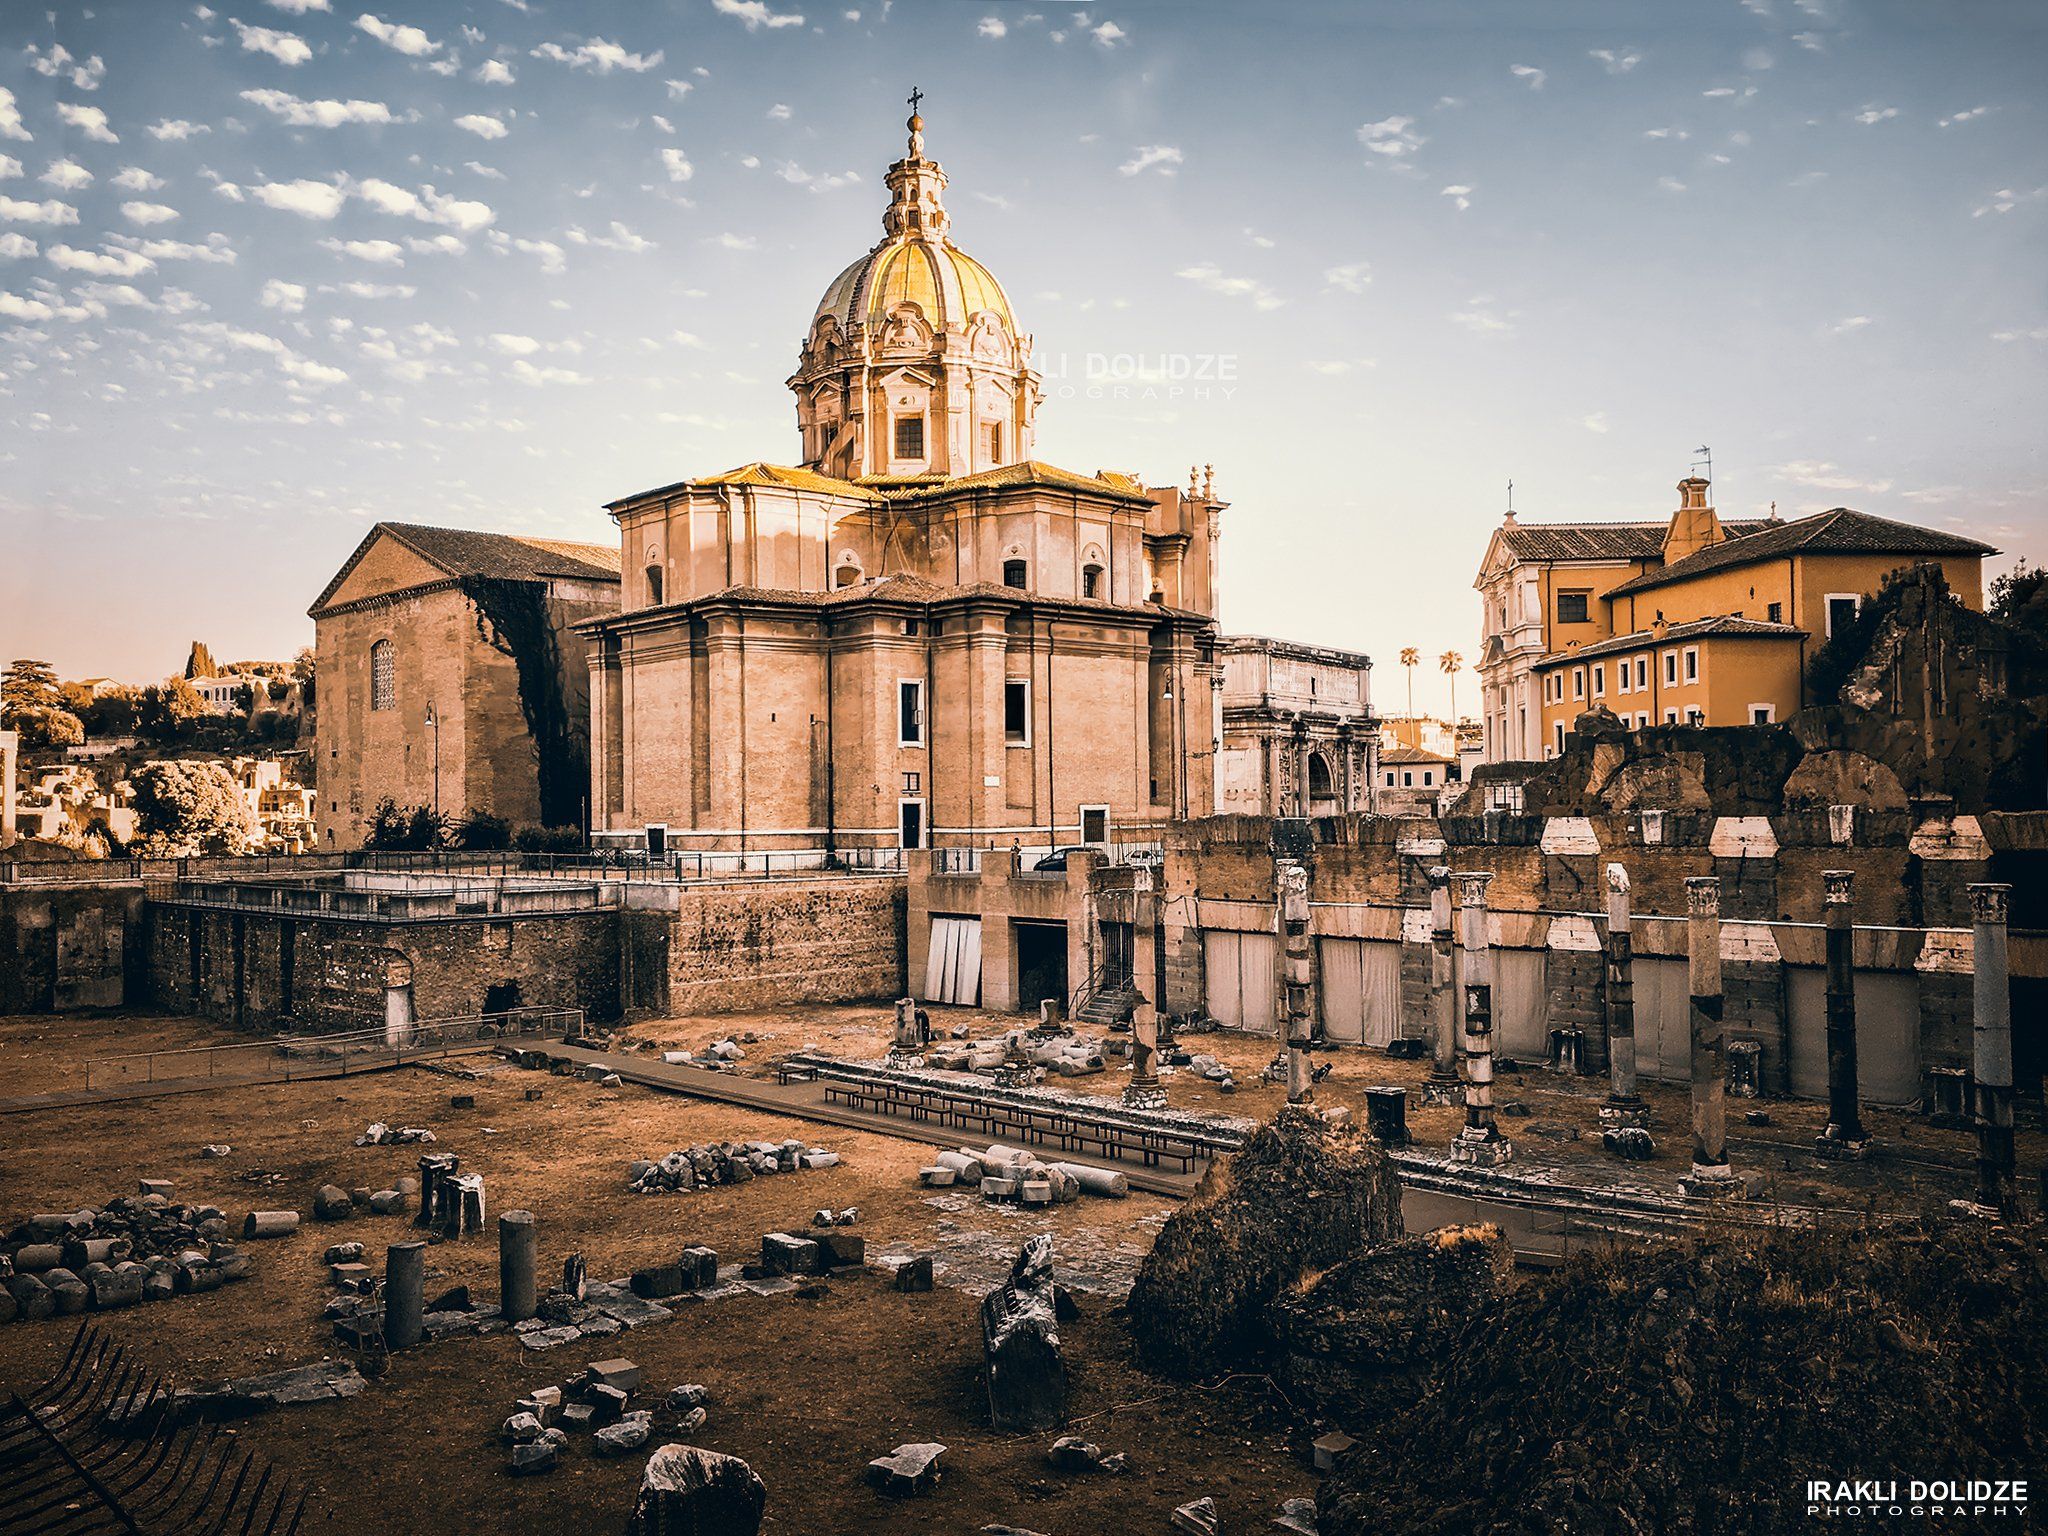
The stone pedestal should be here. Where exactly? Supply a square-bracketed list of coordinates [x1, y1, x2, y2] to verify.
[1123, 1004, 1166, 1110]
[1449, 871, 1511, 1166]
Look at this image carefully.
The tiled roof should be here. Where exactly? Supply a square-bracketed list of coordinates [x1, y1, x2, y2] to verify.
[1602, 508, 1996, 599]
[1381, 745, 1453, 765]
[870, 460, 1154, 502]
[311, 522, 619, 615]
[1533, 614, 1805, 668]
[594, 572, 1211, 626]
[606, 462, 885, 509]
[1497, 517, 1770, 563]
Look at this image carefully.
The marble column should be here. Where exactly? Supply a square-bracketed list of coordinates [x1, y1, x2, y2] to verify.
[499, 1210, 537, 1323]
[1601, 863, 1646, 1127]
[1681, 877, 1740, 1197]
[1279, 860, 1314, 1104]
[1450, 871, 1510, 1166]
[1970, 882, 2015, 1212]
[1422, 865, 1460, 1105]
[384, 1240, 425, 1350]
[1816, 871, 1870, 1157]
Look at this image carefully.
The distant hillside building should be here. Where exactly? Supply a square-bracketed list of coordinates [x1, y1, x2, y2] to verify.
[309, 523, 620, 848]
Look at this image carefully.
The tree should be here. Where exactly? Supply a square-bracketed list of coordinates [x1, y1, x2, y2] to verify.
[183, 641, 217, 680]
[1, 658, 61, 724]
[363, 798, 447, 851]
[80, 685, 139, 739]
[1399, 647, 1419, 717]
[134, 676, 209, 743]
[9, 706, 84, 748]
[1439, 650, 1464, 724]
[129, 760, 259, 855]
[1989, 558, 2048, 689]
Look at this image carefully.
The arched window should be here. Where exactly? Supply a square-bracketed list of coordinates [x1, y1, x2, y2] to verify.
[1002, 559, 1027, 589]
[1307, 751, 1335, 807]
[645, 564, 664, 605]
[369, 639, 395, 711]
[1082, 563, 1103, 599]
[835, 561, 863, 588]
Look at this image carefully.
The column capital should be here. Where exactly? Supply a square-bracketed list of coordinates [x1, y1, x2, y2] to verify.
[1605, 862, 1629, 894]
[1450, 869, 1493, 906]
[1426, 863, 1450, 889]
[1968, 882, 2012, 926]
[1822, 869, 1854, 905]
[1685, 875, 1720, 916]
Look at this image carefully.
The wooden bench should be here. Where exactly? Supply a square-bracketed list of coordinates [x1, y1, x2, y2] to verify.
[819, 1077, 1209, 1174]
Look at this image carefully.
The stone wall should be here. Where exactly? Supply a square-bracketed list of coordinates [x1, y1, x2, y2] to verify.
[0, 881, 147, 1012]
[627, 875, 906, 1016]
[146, 902, 621, 1031]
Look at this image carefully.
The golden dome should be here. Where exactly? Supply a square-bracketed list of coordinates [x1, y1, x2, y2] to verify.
[813, 237, 1017, 339]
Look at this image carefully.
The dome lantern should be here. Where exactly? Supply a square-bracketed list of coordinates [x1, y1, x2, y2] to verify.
[787, 95, 1041, 482]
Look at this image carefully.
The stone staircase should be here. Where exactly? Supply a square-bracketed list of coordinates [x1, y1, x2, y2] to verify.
[1071, 973, 1139, 1028]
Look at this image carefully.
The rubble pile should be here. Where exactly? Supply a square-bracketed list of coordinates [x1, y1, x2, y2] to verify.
[1319, 1224, 2048, 1536]
[627, 1140, 841, 1194]
[925, 1028, 1117, 1078]
[2, 1188, 257, 1323]
[920, 1143, 1128, 1205]
[500, 1358, 717, 1475]
[353, 1123, 437, 1147]
[1127, 1107, 1401, 1375]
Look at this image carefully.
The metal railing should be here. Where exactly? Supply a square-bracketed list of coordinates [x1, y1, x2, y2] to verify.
[78, 1006, 580, 1094]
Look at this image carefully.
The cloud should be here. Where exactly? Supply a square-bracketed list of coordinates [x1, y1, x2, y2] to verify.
[27, 43, 108, 91]
[1449, 296, 1512, 334]
[118, 233, 237, 262]
[0, 196, 80, 224]
[265, 0, 333, 11]
[1991, 326, 2048, 343]
[1323, 261, 1371, 293]
[505, 234, 566, 272]
[488, 332, 540, 354]
[249, 178, 348, 218]
[122, 201, 181, 224]
[766, 103, 792, 121]
[1588, 47, 1641, 74]
[1853, 104, 1898, 125]
[260, 277, 307, 311]
[241, 88, 399, 127]
[230, 20, 314, 65]
[660, 147, 694, 182]
[0, 156, 17, 179]
[1831, 315, 1873, 334]
[321, 236, 406, 262]
[0, 291, 55, 320]
[711, 231, 756, 250]
[336, 279, 414, 297]
[565, 220, 654, 252]
[1657, 176, 1687, 192]
[1973, 187, 2044, 218]
[1510, 64, 1546, 89]
[775, 161, 858, 192]
[57, 103, 119, 143]
[0, 89, 27, 141]
[509, 358, 589, 385]
[1938, 106, 1990, 128]
[348, 177, 494, 231]
[42, 159, 93, 191]
[1357, 116, 1422, 159]
[1775, 460, 1890, 494]
[1176, 262, 1282, 311]
[112, 166, 164, 191]
[711, 0, 805, 29]
[455, 114, 509, 139]
[1119, 144, 1183, 177]
[978, 16, 1006, 36]
[147, 119, 210, 141]
[476, 58, 514, 84]
[354, 13, 441, 56]
[1089, 18, 1128, 45]
[1440, 183, 1471, 211]
[1644, 127, 1689, 141]
[531, 37, 664, 71]
[48, 243, 155, 276]
[0, 232, 35, 257]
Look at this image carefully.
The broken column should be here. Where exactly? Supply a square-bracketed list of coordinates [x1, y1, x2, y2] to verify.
[499, 1209, 537, 1322]
[415, 1152, 457, 1229]
[889, 996, 926, 1064]
[1600, 862, 1646, 1128]
[1123, 1001, 1166, 1110]
[980, 1234, 1068, 1431]
[384, 1239, 426, 1349]
[1970, 882, 2016, 1213]
[625, 1445, 766, 1536]
[1422, 865, 1460, 1106]
[1278, 858, 1314, 1105]
[1449, 871, 1510, 1167]
[1815, 870, 1870, 1158]
[1681, 876, 1741, 1198]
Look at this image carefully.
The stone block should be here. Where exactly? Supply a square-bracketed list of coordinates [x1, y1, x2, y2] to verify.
[895, 1255, 934, 1293]
[587, 1383, 630, 1427]
[680, 1246, 719, 1289]
[814, 1231, 865, 1269]
[625, 1445, 766, 1536]
[312, 1185, 354, 1221]
[866, 1442, 946, 1497]
[761, 1233, 822, 1276]
[587, 1357, 642, 1393]
[630, 1265, 685, 1300]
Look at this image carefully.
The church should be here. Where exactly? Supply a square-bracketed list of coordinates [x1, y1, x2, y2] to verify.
[580, 105, 1232, 856]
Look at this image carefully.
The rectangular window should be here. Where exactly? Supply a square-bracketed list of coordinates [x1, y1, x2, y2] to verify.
[1750, 704, 1775, 724]
[897, 679, 924, 746]
[1636, 712, 1651, 729]
[1080, 805, 1109, 845]
[1558, 591, 1590, 624]
[893, 414, 925, 459]
[1663, 651, 1677, 686]
[1619, 661, 1632, 694]
[1826, 593, 1861, 637]
[1664, 707, 1681, 724]
[1683, 647, 1699, 682]
[984, 422, 1002, 462]
[1686, 707, 1704, 726]
[1592, 663, 1605, 696]
[1402, 770, 1413, 787]
[1422, 770, 1434, 786]
[1634, 657, 1648, 690]
[1554, 722, 1566, 754]
[1571, 667, 1585, 701]
[1004, 678, 1030, 745]
[1767, 601, 1783, 624]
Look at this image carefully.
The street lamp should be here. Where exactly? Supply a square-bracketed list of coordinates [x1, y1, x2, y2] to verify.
[423, 703, 440, 818]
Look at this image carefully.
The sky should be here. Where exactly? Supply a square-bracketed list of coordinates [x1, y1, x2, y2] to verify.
[1, 0, 2043, 717]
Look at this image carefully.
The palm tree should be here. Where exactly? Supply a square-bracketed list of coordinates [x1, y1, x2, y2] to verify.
[1439, 650, 1463, 724]
[1398, 647, 1419, 717]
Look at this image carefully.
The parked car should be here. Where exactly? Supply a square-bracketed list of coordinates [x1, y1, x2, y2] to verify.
[1032, 846, 1092, 872]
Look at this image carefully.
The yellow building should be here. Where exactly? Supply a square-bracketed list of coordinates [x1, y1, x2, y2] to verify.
[1528, 478, 1994, 751]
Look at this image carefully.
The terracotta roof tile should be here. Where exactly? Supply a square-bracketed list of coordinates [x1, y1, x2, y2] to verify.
[1602, 508, 1996, 600]
[1534, 614, 1806, 667]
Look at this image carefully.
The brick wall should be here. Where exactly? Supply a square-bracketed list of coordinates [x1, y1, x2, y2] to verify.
[0, 883, 146, 1012]
[648, 876, 905, 1015]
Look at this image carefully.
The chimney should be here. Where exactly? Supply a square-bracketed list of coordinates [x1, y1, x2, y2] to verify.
[1662, 475, 1724, 563]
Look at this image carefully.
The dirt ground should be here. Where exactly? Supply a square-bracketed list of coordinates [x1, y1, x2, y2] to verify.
[0, 1007, 1313, 1536]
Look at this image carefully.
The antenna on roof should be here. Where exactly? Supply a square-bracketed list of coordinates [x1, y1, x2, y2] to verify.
[1691, 444, 1712, 483]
